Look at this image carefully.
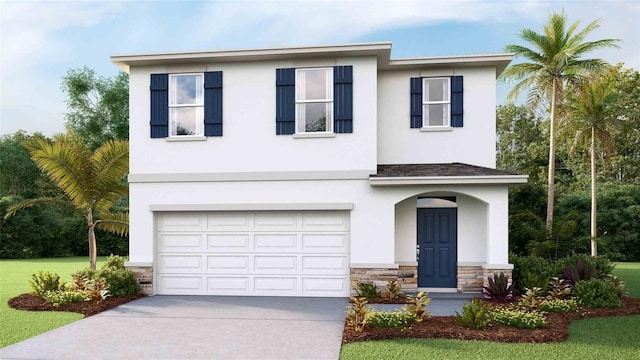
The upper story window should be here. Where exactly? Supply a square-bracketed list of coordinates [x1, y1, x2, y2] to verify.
[422, 77, 450, 127]
[169, 73, 204, 136]
[295, 68, 333, 133]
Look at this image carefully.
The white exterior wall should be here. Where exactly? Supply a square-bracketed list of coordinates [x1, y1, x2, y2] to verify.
[128, 56, 378, 175]
[377, 67, 497, 167]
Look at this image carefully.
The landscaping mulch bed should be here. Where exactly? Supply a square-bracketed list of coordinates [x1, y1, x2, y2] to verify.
[8, 293, 146, 317]
[342, 296, 640, 344]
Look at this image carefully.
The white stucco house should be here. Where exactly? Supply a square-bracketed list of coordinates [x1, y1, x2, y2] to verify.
[111, 42, 527, 297]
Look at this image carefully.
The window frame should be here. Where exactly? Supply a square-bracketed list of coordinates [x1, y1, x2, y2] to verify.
[295, 67, 334, 134]
[168, 73, 205, 137]
[422, 77, 451, 128]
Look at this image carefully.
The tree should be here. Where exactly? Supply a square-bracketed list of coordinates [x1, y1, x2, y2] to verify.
[4, 131, 129, 269]
[0, 131, 44, 197]
[61, 67, 129, 150]
[500, 11, 618, 241]
[564, 74, 618, 256]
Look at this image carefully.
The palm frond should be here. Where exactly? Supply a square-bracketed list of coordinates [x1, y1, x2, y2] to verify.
[95, 211, 129, 236]
[4, 197, 78, 220]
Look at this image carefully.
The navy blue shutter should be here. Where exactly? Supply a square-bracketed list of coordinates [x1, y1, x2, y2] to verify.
[450, 76, 464, 127]
[333, 66, 353, 133]
[276, 68, 295, 135]
[410, 77, 422, 128]
[204, 71, 223, 136]
[150, 74, 168, 138]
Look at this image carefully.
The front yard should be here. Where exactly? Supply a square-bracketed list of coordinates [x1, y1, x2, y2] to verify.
[340, 262, 640, 359]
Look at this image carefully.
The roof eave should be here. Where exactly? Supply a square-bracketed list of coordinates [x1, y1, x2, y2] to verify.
[369, 175, 529, 186]
[382, 53, 515, 77]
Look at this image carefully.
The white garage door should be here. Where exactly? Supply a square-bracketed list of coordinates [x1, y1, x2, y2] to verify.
[155, 211, 350, 297]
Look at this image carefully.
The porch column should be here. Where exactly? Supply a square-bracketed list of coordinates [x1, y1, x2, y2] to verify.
[486, 188, 510, 266]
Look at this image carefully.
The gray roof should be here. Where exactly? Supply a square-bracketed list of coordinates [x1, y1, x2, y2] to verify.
[371, 163, 519, 177]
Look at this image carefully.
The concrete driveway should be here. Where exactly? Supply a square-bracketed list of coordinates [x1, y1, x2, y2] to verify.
[0, 296, 348, 360]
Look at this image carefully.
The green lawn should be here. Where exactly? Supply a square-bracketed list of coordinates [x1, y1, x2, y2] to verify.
[340, 262, 640, 360]
[0, 257, 101, 348]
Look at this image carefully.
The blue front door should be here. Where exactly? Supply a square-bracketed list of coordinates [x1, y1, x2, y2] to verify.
[417, 208, 457, 288]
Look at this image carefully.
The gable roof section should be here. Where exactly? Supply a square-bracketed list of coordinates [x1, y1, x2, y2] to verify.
[370, 163, 528, 186]
[111, 42, 513, 76]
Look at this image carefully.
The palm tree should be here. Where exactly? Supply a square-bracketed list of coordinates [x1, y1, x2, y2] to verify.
[500, 11, 618, 241]
[564, 74, 618, 256]
[4, 131, 129, 270]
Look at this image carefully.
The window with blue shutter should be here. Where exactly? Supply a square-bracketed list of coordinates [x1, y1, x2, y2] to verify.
[410, 76, 463, 128]
[334, 66, 353, 133]
[275, 68, 295, 135]
[204, 71, 223, 136]
[450, 76, 463, 127]
[150, 74, 169, 138]
[410, 77, 422, 128]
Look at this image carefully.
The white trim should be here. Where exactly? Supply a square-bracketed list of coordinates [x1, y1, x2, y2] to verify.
[129, 170, 371, 183]
[125, 261, 153, 267]
[349, 263, 399, 269]
[420, 127, 453, 132]
[385, 53, 514, 75]
[292, 133, 336, 139]
[166, 136, 207, 142]
[369, 175, 529, 186]
[149, 202, 354, 212]
[482, 264, 514, 270]
[457, 262, 485, 267]
[419, 287, 458, 293]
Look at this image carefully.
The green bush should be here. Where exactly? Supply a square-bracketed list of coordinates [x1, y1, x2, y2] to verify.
[540, 299, 578, 313]
[367, 310, 415, 328]
[510, 254, 553, 294]
[547, 277, 573, 300]
[553, 254, 614, 278]
[573, 279, 622, 308]
[490, 307, 547, 329]
[356, 282, 381, 299]
[455, 299, 491, 329]
[101, 254, 126, 270]
[43, 290, 91, 307]
[519, 287, 545, 311]
[30, 271, 63, 296]
[97, 268, 140, 297]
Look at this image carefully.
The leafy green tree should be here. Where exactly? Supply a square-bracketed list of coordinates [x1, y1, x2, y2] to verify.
[0, 131, 44, 197]
[563, 74, 619, 256]
[4, 131, 129, 269]
[61, 67, 129, 150]
[500, 11, 618, 241]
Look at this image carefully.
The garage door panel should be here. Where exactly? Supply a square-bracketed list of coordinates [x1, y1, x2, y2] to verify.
[302, 277, 349, 296]
[301, 212, 348, 231]
[159, 276, 203, 294]
[207, 234, 250, 252]
[159, 255, 203, 273]
[207, 214, 251, 231]
[254, 277, 297, 294]
[159, 234, 203, 252]
[207, 255, 250, 273]
[207, 276, 250, 294]
[254, 234, 297, 252]
[302, 256, 349, 275]
[254, 256, 297, 274]
[159, 214, 204, 231]
[254, 213, 298, 230]
[301, 234, 348, 253]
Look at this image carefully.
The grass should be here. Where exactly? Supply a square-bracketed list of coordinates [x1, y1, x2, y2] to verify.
[0, 257, 101, 348]
[340, 262, 640, 360]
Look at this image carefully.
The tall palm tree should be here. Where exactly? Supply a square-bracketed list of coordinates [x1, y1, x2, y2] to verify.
[5, 131, 129, 270]
[564, 74, 618, 256]
[500, 11, 618, 241]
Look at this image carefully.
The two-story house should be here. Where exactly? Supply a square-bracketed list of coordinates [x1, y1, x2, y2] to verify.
[111, 42, 527, 297]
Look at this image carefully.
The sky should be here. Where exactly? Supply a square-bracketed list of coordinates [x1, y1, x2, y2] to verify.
[1, 0, 639, 136]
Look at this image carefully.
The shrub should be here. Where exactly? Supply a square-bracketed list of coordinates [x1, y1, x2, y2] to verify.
[553, 254, 614, 279]
[574, 279, 623, 308]
[383, 280, 404, 300]
[540, 299, 578, 313]
[455, 299, 491, 329]
[510, 254, 553, 294]
[98, 268, 140, 297]
[519, 287, 545, 311]
[483, 273, 514, 303]
[367, 310, 415, 328]
[603, 275, 628, 297]
[43, 290, 91, 307]
[346, 297, 369, 333]
[101, 254, 126, 270]
[562, 258, 596, 285]
[547, 277, 573, 300]
[30, 271, 63, 296]
[490, 307, 547, 329]
[82, 278, 110, 301]
[356, 282, 381, 299]
[403, 292, 431, 322]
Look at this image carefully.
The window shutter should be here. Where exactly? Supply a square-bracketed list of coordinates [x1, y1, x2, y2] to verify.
[204, 71, 223, 136]
[275, 68, 295, 135]
[410, 77, 422, 128]
[450, 76, 464, 127]
[333, 65, 353, 133]
[150, 74, 168, 138]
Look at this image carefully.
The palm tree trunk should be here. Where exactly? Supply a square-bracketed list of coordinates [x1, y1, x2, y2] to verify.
[546, 77, 557, 242]
[87, 209, 97, 270]
[591, 126, 598, 256]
